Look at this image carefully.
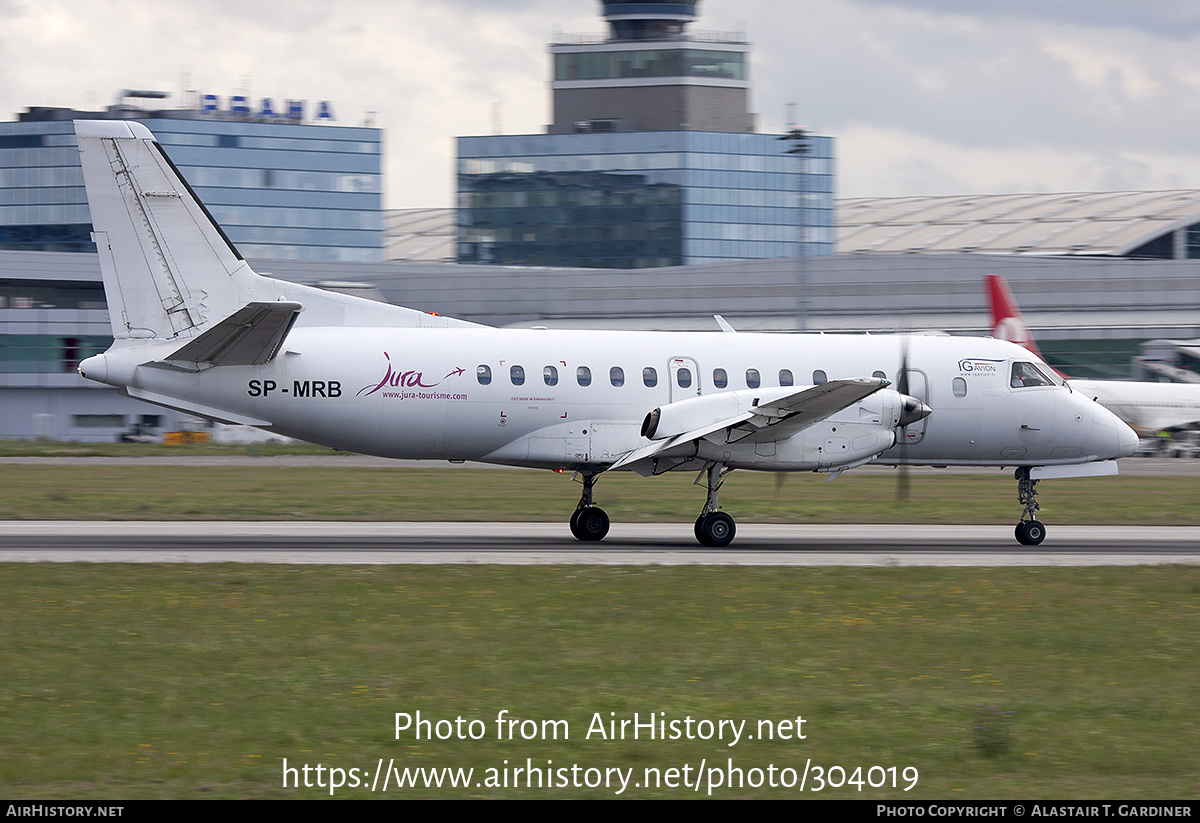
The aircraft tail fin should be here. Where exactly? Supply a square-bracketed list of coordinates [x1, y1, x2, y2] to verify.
[985, 274, 1048, 360]
[75, 120, 252, 341]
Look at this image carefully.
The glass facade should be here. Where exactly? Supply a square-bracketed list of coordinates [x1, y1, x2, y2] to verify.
[1188, 223, 1200, 259]
[554, 49, 746, 81]
[0, 333, 110, 374]
[457, 131, 834, 268]
[0, 115, 383, 261]
[0, 126, 91, 253]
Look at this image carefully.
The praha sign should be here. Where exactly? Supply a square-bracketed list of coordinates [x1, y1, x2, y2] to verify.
[200, 95, 335, 122]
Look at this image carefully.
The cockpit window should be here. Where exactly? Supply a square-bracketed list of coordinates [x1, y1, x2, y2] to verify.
[1011, 361, 1055, 389]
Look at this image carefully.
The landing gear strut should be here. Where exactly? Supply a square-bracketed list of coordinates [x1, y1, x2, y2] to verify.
[1014, 467, 1046, 546]
[569, 472, 609, 541]
[694, 463, 736, 547]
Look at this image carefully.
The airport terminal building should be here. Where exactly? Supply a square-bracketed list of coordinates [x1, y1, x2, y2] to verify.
[1, 92, 383, 262]
[5, 114, 1200, 440]
[0, 90, 385, 440]
[6, 179, 1200, 440]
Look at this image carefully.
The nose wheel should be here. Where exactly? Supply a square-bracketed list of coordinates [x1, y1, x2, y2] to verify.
[1014, 468, 1046, 545]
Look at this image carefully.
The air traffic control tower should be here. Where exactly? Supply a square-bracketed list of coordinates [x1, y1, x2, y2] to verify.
[549, 1, 753, 134]
[458, 1, 835, 269]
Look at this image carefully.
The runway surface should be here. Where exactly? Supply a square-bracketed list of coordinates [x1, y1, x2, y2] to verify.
[2, 521, 1198, 565]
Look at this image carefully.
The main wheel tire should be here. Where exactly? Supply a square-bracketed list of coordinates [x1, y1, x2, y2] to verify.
[1015, 520, 1046, 546]
[694, 515, 706, 543]
[574, 507, 610, 542]
[696, 512, 736, 547]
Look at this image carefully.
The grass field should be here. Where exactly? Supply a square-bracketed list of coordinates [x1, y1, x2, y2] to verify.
[1, 452, 1198, 799]
[2, 564, 1198, 799]
[1, 462, 1200, 525]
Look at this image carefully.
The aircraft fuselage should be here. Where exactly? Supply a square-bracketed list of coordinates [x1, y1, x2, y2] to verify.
[85, 327, 1134, 473]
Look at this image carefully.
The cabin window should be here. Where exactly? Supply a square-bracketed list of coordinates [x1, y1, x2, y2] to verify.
[543, 365, 558, 387]
[476, 365, 492, 385]
[610, 366, 624, 387]
[779, 369, 794, 387]
[746, 368, 760, 389]
[713, 368, 728, 388]
[643, 367, 658, 388]
[510, 365, 525, 386]
[953, 377, 968, 398]
[1011, 362, 1054, 388]
[813, 369, 828, 385]
[676, 367, 692, 389]
[577, 366, 592, 387]
[873, 370, 887, 380]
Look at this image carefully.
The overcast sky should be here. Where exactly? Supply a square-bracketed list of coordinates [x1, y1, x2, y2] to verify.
[3, 0, 1200, 208]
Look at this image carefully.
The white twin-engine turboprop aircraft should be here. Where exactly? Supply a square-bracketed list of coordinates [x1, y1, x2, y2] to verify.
[74, 120, 1138, 547]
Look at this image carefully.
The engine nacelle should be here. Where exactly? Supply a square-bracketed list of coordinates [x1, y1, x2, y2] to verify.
[692, 388, 908, 471]
[768, 415, 897, 471]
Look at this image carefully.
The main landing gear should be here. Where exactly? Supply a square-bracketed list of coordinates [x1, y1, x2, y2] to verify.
[569, 472, 610, 541]
[1014, 467, 1046, 546]
[694, 463, 736, 548]
[566, 465, 739, 547]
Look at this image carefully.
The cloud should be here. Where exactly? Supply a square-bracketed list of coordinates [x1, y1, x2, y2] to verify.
[705, 0, 1200, 196]
[3, 0, 1200, 205]
[843, 0, 1200, 40]
[0, 0, 596, 207]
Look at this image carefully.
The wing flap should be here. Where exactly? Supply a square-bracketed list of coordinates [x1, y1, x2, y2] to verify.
[609, 411, 756, 471]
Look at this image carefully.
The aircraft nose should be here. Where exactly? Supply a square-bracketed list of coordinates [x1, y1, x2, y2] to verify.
[1090, 401, 1138, 460]
[1115, 419, 1139, 459]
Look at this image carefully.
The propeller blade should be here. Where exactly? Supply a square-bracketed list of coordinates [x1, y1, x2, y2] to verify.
[896, 333, 911, 502]
[896, 465, 910, 501]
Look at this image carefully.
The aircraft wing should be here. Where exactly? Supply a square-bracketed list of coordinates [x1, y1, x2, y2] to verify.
[165, 301, 303, 366]
[743, 377, 888, 424]
[610, 377, 888, 473]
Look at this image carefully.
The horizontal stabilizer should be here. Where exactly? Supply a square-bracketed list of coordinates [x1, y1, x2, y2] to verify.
[125, 386, 272, 427]
[166, 301, 302, 366]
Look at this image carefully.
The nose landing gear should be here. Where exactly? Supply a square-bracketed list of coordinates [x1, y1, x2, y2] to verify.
[1014, 467, 1046, 546]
